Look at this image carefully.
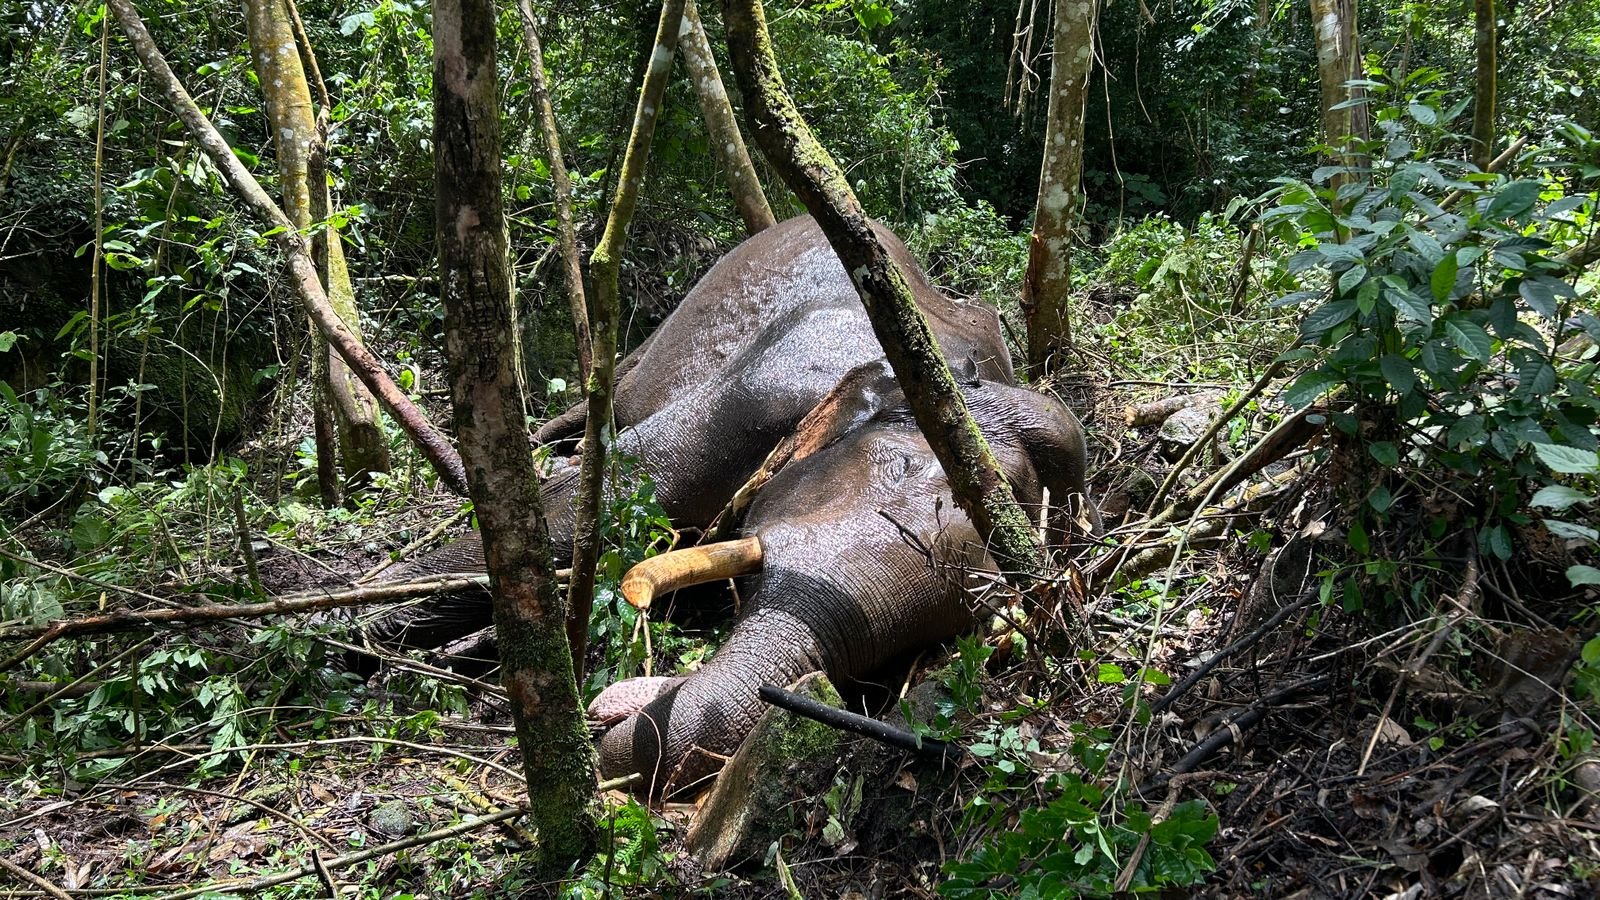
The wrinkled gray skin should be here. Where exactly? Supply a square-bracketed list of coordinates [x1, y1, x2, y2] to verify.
[589, 377, 1091, 797]
[366, 215, 1011, 649]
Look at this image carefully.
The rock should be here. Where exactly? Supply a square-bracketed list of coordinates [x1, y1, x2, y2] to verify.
[687, 672, 845, 870]
[1158, 403, 1220, 460]
[367, 800, 413, 837]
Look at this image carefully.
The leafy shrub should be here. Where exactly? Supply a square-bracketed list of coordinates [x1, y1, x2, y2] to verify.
[1263, 66, 1600, 588]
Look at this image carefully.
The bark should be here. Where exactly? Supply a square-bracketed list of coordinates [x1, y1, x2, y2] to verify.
[719, 0, 1043, 576]
[515, 0, 593, 381]
[568, 0, 688, 678]
[1472, 0, 1497, 170]
[245, 0, 389, 499]
[106, 0, 466, 494]
[1020, 0, 1097, 377]
[1308, 0, 1370, 183]
[433, 0, 598, 870]
[679, 0, 775, 235]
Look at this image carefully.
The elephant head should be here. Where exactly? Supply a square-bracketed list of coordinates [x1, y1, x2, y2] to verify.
[588, 375, 1093, 797]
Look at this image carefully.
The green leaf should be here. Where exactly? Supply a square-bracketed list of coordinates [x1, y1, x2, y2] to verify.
[1348, 518, 1369, 555]
[1445, 318, 1493, 362]
[1338, 264, 1367, 297]
[1519, 278, 1560, 319]
[1530, 485, 1590, 510]
[1534, 444, 1599, 475]
[1486, 180, 1544, 220]
[1370, 441, 1400, 467]
[1546, 519, 1600, 542]
[1096, 664, 1127, 684]
[1369, 485, 1393, 513]
[1379, 355, 1416, 394]
[1408, 101, 1437, 125]
[1431, 252, 1459, 302]
[1301, 300, 1358, 337]
[1383, 287, 1432, 325]
[1284, 370, 1340, 409]
[1318, 242, 1365, 264]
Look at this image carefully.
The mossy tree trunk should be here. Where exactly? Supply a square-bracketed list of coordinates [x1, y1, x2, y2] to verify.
[1472, 0, 1497, 171]
[108, 0, 467, 494]
[567, 0, 688, 680]
[244, 0, 389, 503]
[1020, 0, 1096, 378]
[433, 0, 598, 871]
[515, 0, 593, 381]
[719, 0, 1042, 577]
[1308, 0, 1370, 185]
[680, 0, 775, 236]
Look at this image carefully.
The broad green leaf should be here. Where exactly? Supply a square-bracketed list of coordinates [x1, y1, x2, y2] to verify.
[1284, 370, 1340, 409]
[1301, 300, 1358, 337]
[1408, 101, 1437, 125]
[1431, 252, 1459, 302]
[1318, 242, 1365, 264]
[1545, 519, 1600, 542]
[1370, 441, 1400, 467]
[1445, 318, 1493, 362]
[1369, 485, 1394, 513]
[1379, 355, 1416, 394]
[1530, 485, 1590, 510]
[1384, 287, 1432, 325]
[1486, 180, 1544, 220]
[1535, 443, 1600, 474]
[1338, 264, 1368, 297]
[1569, 566, 1600, 587]
[1518, 278, 1559, 319]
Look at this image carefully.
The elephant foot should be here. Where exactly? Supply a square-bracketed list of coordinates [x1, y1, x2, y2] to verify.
[587, 675, 686, 726]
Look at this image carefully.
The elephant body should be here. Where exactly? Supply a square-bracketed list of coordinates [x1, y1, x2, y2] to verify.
[366, 215, 1011, 648]
[591, 377, 1091, 796]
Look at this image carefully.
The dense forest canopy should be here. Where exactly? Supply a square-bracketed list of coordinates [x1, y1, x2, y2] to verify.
[2, 0, 1599, 895]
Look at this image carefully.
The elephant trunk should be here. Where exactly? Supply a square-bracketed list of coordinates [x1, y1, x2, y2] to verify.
[597, 604, 826, 797]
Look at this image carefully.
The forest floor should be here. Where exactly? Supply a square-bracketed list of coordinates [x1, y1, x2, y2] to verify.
[4, 294, 1598, 899]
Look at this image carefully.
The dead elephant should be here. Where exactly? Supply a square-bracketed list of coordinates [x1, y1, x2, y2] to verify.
[362, 214, 1012, 651]
[587, 369, 1092, 796]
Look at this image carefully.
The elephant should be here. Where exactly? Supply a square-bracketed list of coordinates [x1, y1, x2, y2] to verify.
[362, 215, 1013, 651]
[585, 368, 1094, 797]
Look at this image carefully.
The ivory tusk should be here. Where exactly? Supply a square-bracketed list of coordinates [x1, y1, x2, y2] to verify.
[620, 537, 763, 609]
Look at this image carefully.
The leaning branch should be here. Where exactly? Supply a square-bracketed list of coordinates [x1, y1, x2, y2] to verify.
[106, 0, 466, 494]
[720, 0, 1043, 577]
[568, 0, 688, 676]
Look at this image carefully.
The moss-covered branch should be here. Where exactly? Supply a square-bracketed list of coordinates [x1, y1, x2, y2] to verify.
[718, 0, 1042, 576]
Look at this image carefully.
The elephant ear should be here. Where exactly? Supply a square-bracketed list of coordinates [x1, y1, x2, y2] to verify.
[707, 361, 901, 539]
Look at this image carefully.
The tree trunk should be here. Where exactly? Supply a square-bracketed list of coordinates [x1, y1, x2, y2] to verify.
[679, 0, 775, 235]
[244, 0, 389, 500]
[719, 0, 1043, 577]
[1308, 0, 1369, 180]
[107, 0, 467, 495]
[569, 0, 688, 680]
[515, 0, 593, 382]
[433, 0, 598, 872]
[1019, 0, 1097, 378]
[1472, 0, 1497, 170]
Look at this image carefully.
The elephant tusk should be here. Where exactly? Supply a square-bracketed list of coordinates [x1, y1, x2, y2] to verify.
[620, 537, 763, 610]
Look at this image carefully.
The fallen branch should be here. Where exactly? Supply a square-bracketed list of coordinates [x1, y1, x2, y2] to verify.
[0, 575, 489, 643]
[758, 683, 960, 761]
[1124, 393, 1214, 428]
[0, 857, 74, 900]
